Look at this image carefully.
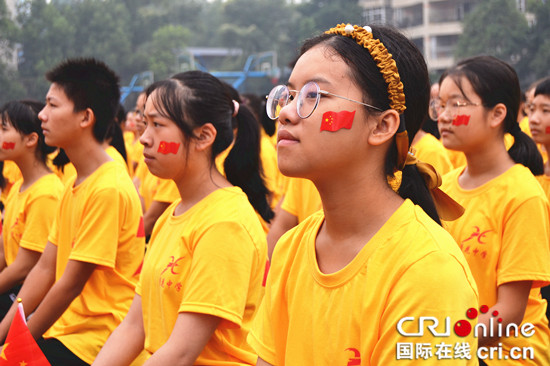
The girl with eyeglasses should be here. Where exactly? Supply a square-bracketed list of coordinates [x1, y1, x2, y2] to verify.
[248, 24, 478, 365]
[438, 56, 550, 365]
[93, 70, 271, 365]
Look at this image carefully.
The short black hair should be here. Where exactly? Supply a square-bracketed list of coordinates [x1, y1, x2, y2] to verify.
[45, 58, 120, 143]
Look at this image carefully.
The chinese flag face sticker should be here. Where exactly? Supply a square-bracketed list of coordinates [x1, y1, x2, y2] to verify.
[546, 127, 550, 134]
[452, 115, 470, 126]
[2, 142, 15, 149]
[320, 110, 356, 132]
[158, 141, 180, 154]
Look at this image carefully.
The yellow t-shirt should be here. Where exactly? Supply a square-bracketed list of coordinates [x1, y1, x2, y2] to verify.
[1, 160, 22, 204]
[413, 133, 453, 175]
[53, 162, 77, 186]
[537, 175, 550, 202]
[280, 177, 322, 223]
[152, 176, 179, 204]
[3, 174, 63, 265]
[249, 200, 479, 365]
[260, 135, 284, 208]
[44, 161, 145, 364]
[442, 165, 550, 365]
[520, 116, 531, 137]
[215, 141, 277, 233]
[105, 145, 128, 173]
[136, 187, 267, 364]
[125, 133, 143, 178]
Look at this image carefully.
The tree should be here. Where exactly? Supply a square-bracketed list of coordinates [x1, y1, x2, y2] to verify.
[455, 0, 529, 79]
[525, 0, 550, 85]
[141, 24, 191, 80]
[16, 0, 76, 99]
[0, 0, 26, 104]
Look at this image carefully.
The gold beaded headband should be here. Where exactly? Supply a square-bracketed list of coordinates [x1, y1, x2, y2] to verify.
[325, 23, 406, 114]
[325, 23, 409, 170]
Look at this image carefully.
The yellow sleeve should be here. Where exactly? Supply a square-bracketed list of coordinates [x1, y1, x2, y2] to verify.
[498, 197, 550, 288]
[19, 194, 60, 253]
[179, 221, 258, 327]
[152, 178, 179, 204]
[69, 187, 122, 268]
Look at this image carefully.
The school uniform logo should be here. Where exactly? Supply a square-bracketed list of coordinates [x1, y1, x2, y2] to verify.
[345, 348, 361, 365]
[459, 226, 493, 259]
[159, 255, 185, 292]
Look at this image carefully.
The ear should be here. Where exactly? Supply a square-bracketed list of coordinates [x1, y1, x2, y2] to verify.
[193, 123, 217, 152]
[79, 108, 96, 129]
[24, 132, 39, 148]
[368, 109, 400, 146]
[489, 103, 507, 128]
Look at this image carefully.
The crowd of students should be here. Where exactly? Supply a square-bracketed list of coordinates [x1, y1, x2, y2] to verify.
[0, 22, 548, 366]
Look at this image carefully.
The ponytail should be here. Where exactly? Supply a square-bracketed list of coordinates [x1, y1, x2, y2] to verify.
[106, 121, 128, 164]
[386, 140, 441, 225]
[224, 103, 275, 223]
[507, 122, 543, 175]
[399, 165, 441, 225]
[52, 148, 70, 172]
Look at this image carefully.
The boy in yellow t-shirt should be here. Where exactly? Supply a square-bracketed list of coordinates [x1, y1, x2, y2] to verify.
[0, 58, 145, 365]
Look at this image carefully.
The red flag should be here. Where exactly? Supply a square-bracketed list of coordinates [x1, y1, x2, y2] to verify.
[452, 115, 470, 126]
[320, 110, 356, 132]
[262, 260, 270, 287]
[2, 142, 15, 150]
[0, 301, 50, 365]
[136, 217, 145, 238]
[546, 126, 550, 134]
[157, 141, 180, 154]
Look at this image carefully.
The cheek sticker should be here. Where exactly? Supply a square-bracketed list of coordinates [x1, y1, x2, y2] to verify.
[2, 142, 15, 149]
[320, 110, 356, 132]
[452, 115, 470, 126]
[546, 127, 550, 134]
[158, 141, 180, 154]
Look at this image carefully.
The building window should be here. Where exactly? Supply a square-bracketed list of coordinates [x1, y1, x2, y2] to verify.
[363, 7, 387, 24]
[395, 4, 423, 28]
[431, 34, 459, 59]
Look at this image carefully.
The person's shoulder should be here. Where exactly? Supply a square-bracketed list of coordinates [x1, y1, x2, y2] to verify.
[85, 161, 138, 200]
[193, 187, 265, 232]
[499, 164, 546, 200]
[384, 201, 465, 262]
[28, 173, 65, 198]
[272, 210, 324, 259]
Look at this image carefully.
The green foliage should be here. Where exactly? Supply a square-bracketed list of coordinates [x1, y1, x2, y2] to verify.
[455, 0, 528, 63]
[0, 63, 26, 105]
[454, 0, 550, 88]
[0, 0, 375, 100]
[526, 0, 550, 84]
[16, 0, 76, 98]
[142, 24, 191, 80]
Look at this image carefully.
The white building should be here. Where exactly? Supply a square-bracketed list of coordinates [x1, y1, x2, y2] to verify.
[359, 0, 482, 74]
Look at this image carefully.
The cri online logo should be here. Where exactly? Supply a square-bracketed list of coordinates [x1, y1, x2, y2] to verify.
[397, 305, 535, 338]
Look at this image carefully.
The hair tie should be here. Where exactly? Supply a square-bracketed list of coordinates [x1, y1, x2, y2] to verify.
[404, 148, 464, 221]
[232, 100, 240, 117]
